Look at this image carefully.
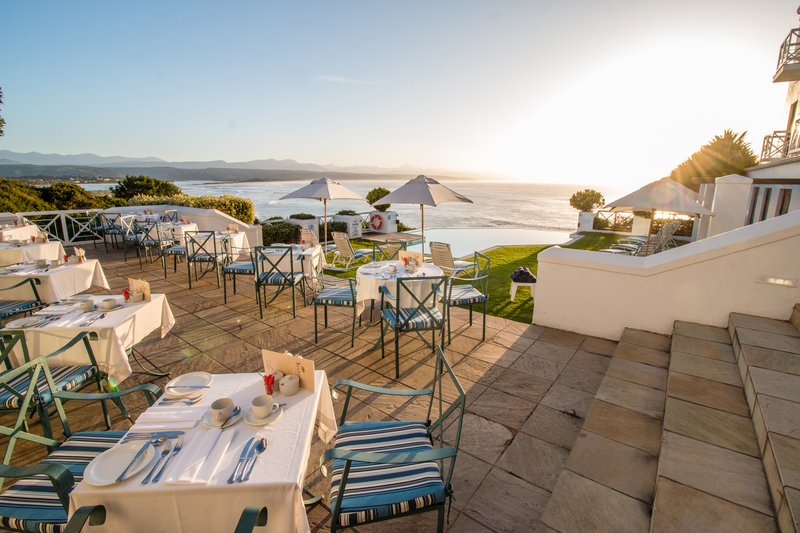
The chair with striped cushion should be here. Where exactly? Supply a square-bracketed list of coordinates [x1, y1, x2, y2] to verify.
[223, 257, 256, 304]
[312, 277, 359, 347]
[133, 221, 175, 268]
[0, 279, 44, 322]
[323, 347, 465, 532]
[429, 242, 473, 277]
[446, 251, 490, 343]
[253, 246, 306, 319]
[379, 276, 449, 379]
[161, 235, 187, 278]
[186, 231, 231, 289]
[0, 355, 160, 533]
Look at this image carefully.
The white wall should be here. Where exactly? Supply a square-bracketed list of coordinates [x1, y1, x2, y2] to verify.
[533, 210, 800, 339]
[708, 174, 752, 237]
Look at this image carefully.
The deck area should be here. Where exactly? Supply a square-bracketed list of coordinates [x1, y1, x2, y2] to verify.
[4, 245, 620, 531]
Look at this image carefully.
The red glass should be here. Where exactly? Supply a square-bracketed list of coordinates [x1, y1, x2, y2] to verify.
[263, 374, 275, 395]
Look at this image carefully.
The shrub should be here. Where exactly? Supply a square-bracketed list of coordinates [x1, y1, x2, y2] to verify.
[319, 221, 347, 241]
[267, 216, 284, 221]
[592, 216, 610, 230]
[336, 209, 358, 216]
[569, 189, 605, 211]
[128, 194, 255, 224]
[39, 182, 125, 210]
[262, 221, 300, 244]
[111, 175, 182, 199]
[0, 179, 53, 212]
[366, 187, 390, 212]
[397, 221, 416, 232]
[288, 213, 316, 220]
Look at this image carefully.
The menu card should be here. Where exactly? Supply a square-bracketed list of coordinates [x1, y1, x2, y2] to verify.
[399, 250, 424, 265]
[128, 278, 152, 301]
[227, 223, 240, 233]
[262, 349, 315, 391]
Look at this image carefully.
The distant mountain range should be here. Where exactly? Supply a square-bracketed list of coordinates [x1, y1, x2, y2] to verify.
[0, 150, 485, 180]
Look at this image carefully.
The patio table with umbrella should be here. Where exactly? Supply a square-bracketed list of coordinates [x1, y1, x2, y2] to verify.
[604, 178, 712, 245]
[279, 178, 366, 244]
[373, 175, 473, 251]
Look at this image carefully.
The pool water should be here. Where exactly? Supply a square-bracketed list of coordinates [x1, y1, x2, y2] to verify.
[408, 228, 571, 258]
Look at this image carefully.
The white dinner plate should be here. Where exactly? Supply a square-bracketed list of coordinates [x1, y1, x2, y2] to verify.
[202, 408, 243, 429]
[65, 295, 93, 302]
[164, 372, 213, 399]
[5, 316, 41, 328]
[244, 405, 282, 427]
[83, 442, 156, 486]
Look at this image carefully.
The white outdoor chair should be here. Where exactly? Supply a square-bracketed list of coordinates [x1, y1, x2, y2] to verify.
[331, 232, 371, 270]
[429, 241, 473, 276]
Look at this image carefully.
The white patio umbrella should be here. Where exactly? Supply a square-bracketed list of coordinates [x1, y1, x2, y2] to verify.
[280, 177, 366, 243]
[604, 178, 712, 244]
[373, 175, 473, 249]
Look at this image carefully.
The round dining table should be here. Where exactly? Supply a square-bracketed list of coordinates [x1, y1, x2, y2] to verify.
[355, 260, 443, 311]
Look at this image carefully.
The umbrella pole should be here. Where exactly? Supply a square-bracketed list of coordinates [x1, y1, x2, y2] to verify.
[420, 204, 424, 253]
[323, 199, 328, 246]
[645, 209, 655, 247]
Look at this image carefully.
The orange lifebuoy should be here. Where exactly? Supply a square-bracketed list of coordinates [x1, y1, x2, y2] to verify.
[370, 214, 383, 231]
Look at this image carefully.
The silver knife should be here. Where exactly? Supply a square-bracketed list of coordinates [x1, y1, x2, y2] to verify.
[142, 442, 172, 484]
[116, 440, 153, 482]
[152, 436, 184, 483]
[227, 436, 255, 484]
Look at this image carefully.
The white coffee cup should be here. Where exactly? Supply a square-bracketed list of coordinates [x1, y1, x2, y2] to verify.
[129, 290, 144, 303]
[211, 397, 234, 425]
[101, 298, 118, 310]
[251, 394, 278, 420]
[35, 259, 47, 268]
[80, 300, 94, 312]
[387, 264, 397, 274]
[279, 375, 300, 396]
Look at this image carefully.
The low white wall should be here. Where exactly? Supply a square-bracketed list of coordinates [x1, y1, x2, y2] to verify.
[533, 210, 800, 339]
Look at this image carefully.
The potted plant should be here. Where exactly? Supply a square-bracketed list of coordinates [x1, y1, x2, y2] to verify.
[286, 212, 319, 236]
[569, 189, 605, 232]
[332, 209, 363, 238]
[365, 187, 397, 233]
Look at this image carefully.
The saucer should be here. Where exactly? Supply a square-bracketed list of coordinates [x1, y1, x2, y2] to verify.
[244, 405, 282, 427]
[203, 408, 242, 429]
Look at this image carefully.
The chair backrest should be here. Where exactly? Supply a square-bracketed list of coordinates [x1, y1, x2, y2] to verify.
[135, 220, 160, 243]
[390, 276, 449, 330]
[429, 242, 455, 270]
[186, 231, 223, 258]
[451, 251, 490, 295]
[428, 346, 466, 488]
[118, 215, 136, 236]
[98, 213, 120, 231]
[635, 244, 657, 256]
[332, 232, 356, 260]
[377, 239, 405, 261]
[162, 209, 178, 223]
[300, 228, 319, 247]
[398, 249, 424, 265]
[253, 245, 301, 280]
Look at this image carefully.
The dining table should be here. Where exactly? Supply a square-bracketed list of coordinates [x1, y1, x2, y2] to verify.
[0, 224, 41, 241]
[259, 244, 324, 281]
[0, 259, 109, 303]
[0, 241, 66, 267]
[4, 293, 175, 383]
[69, 370, 336, 532]
[355, 259, 443, 311]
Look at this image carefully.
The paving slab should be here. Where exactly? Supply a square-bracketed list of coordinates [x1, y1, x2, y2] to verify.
[749, 366, 800, 404]
[663, 397, 759, 456]
[538, 328, 585, 349]
[614, 341, 670, 369]
[730, 313, 800, 337]
[445, 412, 513, 464]
[736, 327, 800, 354]
[582, 400, 662, 455]
[554, 365, 605, 394]
[667, 371, 750, 417]
[595, 376, 665, 420]
[497, 433, 569, 491]
[489, 367, 553, 403]
[468, 388, 535, 431]
[539, 383, 595, 419]
[758, 394, 800, 440]
[524, 340, 578, 365]
[467, 342, 523, 368]
[669, 350, 741, 386]
[447, 451, 493, 511]
[511, 352, 567, 381]
[672, 321, 732, 344]
[568, 350, 612, 374]
[778, 487, 800, 532]
[579, 336, 617, 356]
[671, 335, 735, 362]
[770, 432, 800, 491]
[740, 344, 800, 376]
[606, 357, 668, 390]
[465, 467, 551, 533]
[620, 328, 672, 350]
[520, 404, 584, 450]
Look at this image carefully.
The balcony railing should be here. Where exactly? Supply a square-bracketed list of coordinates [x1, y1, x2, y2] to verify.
[774, 28, 800, 82]
[761, 130, 790, 162]
[18, 209, 104, 246]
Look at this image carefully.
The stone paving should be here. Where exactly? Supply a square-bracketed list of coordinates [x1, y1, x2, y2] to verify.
[0, 246, 618, 532]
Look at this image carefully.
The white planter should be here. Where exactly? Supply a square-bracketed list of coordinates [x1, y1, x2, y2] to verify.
[632, 215, 651, 236]
[332, 215, 363, 238]
[577, 211, 595, 232]
[367, 211, 397, 234]
[286, 218, 319, 237]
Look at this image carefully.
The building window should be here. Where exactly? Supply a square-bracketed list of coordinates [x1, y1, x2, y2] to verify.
[760, 188, 772, 222]
[747, 187, 760, 225]
[776, 189, 792, 216]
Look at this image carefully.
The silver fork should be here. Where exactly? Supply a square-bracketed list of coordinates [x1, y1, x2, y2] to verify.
[142, 441, 172, 484]
[157, 396, 200, 406]
[152, 436, 184, 483]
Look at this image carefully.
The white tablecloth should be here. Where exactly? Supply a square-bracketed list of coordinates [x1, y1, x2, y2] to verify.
[356, 260, 443, 305]
[188, 231, 251, 257]
[162, 222, 198, 241]
[0, 225, 40, 241]
[0, 241, 66, 267]
[0, 259, 109, 303]
[7, 294, 175, 383]
[259, 245, 323, 280]
[70, 370, 336, 532]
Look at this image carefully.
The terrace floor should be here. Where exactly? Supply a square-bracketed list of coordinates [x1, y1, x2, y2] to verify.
[4, 246, 622, 532]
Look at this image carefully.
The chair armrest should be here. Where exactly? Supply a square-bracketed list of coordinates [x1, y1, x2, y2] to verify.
[323, 446, 457, 465]
[0, 462, 73, 509]
[54, 383, 162, 406]
[234, 506, 268, 533]
[0, 278, 41, 291]
[334, 379, 432, 397]
[65, 505, 106, 532]
[450, 273, 489, 283]
[377, 286, 395, 300]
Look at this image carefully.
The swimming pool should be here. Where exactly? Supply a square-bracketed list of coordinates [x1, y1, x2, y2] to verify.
[407, 227, 571, 258]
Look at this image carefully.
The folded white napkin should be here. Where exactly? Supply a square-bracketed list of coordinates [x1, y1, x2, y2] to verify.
[128, 420, 199, 432]
[165, 429, 236, 484]
[36, 305, 78, 316]
[136, 405, 207, 424]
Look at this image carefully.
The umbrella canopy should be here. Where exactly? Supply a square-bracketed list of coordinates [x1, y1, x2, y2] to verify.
[605, 178, 711, 216]
[374, 175, 473, 250]
[280, 178, 365, 243]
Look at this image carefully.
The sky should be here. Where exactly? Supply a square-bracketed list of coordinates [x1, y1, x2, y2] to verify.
[2, 0, 798, 189]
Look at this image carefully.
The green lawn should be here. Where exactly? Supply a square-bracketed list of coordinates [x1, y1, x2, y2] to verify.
[322, 232, 626, 324]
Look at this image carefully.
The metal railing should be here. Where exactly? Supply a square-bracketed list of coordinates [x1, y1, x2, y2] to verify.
[17, 209, 104, 246]
[777, 29, 800, 71]
[593, 211, 633, 232]
[761, 130, 790, 162]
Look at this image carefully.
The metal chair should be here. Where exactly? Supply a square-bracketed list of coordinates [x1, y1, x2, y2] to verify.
[161, 209, 178, 223]
[162, 234, 188, 278]
[373, 239, 405, 261]
[253, 245, 306, 319]
[134, 221, 175, 267]
[186, 231, 231, 288]
[323, 347, 465, 532]
[0, 354, 160, 533]
[0, 278, 44, 322]
[331, 232, 371, 270]
[429, 241, 473, 276]
[223, 255, 256, 304]
[312, 276, 359, 347]
[379, 276, 449, 379]
[96, 213, 123, 252]
[446, 251, 490, 343]
[234, 506, 269, 533]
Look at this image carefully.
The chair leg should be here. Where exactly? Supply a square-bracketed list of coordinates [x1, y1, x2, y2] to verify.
[291, 285, 296, 318]
[162, 254, 168, 278]
[324, 306, 328, 328]
[447, 305, 451, 345]
[187, 260, 193, 289]
[97, 380, 112, 429]
[437, 505, 445, 533]
[257, 284, 264, 319]
[432, 329, 436, 353]
[469, 305, 473, 326]
[482, 300, 487, 341]
[314, 303, 319, 343]
[380, 321, 385, 358]
[37, 404, 54, 440]
[223, 271, 228, 304]
[351, 307, 356, 347]
[394, 328, 400, 379]
[233, 273, 237, 295]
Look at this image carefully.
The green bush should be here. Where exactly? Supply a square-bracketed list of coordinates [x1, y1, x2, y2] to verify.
[288, 213, 316, 220]
[336, 209, 358, 216]
[111, 175, 182, 199]
[569, 189, 605, 211]
[366, 187, 390, 212]
[267, 216, 284, 221]
[262, 222, 301, 244]
[0, 179, 54, 212]
[39, 182, 126, 210]
[128, 194, 255, 224]
[397, 221, 415, 232]
[320, 221, 347, 241]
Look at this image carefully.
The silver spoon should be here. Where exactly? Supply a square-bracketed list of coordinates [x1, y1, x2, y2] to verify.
[241, 437, 268, 482]
[116, 437, 165, 482]
[219, 406, 241, 428]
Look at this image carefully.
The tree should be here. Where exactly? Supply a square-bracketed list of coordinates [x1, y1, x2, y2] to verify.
[111, 175, 182, 199]
[569, 189, 605, 211]
[366, 187, 391, 211]
[0, 87, 5, 137]
[669, 129, 758, 191]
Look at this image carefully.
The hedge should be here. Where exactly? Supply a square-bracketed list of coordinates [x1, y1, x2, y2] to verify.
[128, 194, 255, 224]
[262, 222, 301, 245]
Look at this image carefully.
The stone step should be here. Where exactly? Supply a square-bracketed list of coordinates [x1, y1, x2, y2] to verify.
[791, 304, 800, 334]
[730, 311, 800, 532]
[540, 328, 668, 532]
[650, 322, 777, 532]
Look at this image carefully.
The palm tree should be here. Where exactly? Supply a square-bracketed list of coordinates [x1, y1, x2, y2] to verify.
[669, 130, 757, 191]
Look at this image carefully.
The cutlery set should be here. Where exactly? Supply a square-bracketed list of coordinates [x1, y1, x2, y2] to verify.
[227, 436, 268, 484]
[115, 431, 186, 484]
[79, 313, 106, 327]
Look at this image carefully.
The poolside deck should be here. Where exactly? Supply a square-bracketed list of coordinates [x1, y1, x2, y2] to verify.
[3, 246, 619, 531]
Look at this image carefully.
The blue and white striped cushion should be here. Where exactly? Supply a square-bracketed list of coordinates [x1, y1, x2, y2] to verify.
[330, 421, 445, 527]
[189, 253, 227, 262]
[448, 285, 487, 306]
[0, 300, 39, 319]
[314, 286, 354, 306]
[163, 246, 186, 256]
[0, 366, 98, 410]
[0, 431, 125, 533]
[258, 272, 302, 285]
[224, 261, 255, 275]
[382, 308, 443, 331]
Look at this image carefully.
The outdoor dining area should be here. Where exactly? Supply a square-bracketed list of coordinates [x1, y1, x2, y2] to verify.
[0, 177, 538, 532]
